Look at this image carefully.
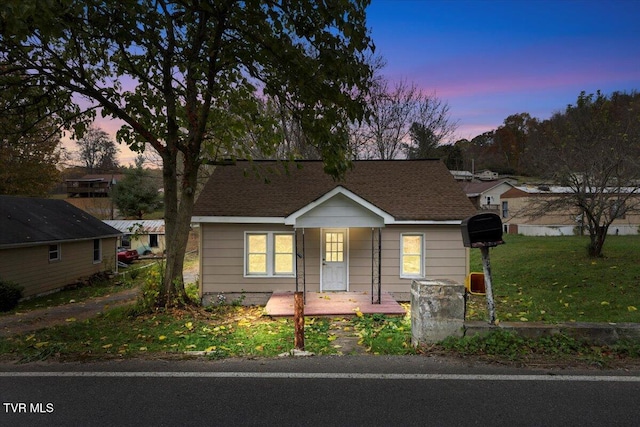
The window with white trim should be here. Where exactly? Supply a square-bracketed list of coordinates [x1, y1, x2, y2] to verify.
[245, 232, 295, 277]
[93, 239, 102, 263]
[49, 244, 61, 262]
[400, 234, 424, 278]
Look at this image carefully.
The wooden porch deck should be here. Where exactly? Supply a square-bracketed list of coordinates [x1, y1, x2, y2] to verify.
[264, 291, 406, 317]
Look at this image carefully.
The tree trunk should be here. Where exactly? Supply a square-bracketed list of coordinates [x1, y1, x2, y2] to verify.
[158, 150, 198, 307]
[588, 225, 608, 258]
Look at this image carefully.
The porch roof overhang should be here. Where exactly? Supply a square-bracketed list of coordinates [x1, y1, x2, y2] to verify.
[283, 186, 393, 228]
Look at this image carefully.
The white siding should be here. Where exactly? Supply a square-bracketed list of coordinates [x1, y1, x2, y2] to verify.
[295, 193, 384, 228]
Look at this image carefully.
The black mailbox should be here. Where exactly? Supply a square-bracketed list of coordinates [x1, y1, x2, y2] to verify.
[461, 213, 504, 248]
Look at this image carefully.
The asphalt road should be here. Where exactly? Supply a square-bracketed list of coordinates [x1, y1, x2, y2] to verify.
[1, 356, 639, 426]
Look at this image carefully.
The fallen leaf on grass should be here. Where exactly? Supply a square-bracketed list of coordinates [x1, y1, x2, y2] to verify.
[628, 306, 638, 312]
[65, 317, 76, 322]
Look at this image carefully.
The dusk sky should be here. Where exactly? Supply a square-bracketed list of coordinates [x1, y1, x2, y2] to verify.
[88, 0, 640, 164]
[367, 0, 640, 141]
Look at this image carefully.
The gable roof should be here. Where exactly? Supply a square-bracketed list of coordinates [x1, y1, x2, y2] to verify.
[0, 196, 121, 248]
[193, 160, 477, 223]
[459, 180, 513, 197]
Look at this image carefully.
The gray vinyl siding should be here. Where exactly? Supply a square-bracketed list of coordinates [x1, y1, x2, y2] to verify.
[0, 238, 118, 297]
[200, 223, 468, 297]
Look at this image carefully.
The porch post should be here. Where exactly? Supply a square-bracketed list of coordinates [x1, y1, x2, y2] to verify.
[378, 227, 382, 304]
[371, 227, 382, 304]
[294, 228, 299, 293]
[302, 227, 306, 305]
[295, 227, 307, 305]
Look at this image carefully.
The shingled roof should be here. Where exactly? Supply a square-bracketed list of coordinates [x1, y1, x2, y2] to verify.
[193, 160, 477, 222]
[0, 196, 121, 248]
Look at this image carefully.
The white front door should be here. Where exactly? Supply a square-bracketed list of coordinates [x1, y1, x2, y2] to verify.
[321, 229, 348, 291]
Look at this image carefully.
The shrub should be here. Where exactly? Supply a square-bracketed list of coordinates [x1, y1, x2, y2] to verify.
[0, 279, 24, 312]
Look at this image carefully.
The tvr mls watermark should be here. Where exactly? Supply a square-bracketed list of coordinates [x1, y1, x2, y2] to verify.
[3, 402, 54, 414]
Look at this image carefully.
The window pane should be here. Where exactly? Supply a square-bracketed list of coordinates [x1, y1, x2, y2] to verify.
[275, 254, 293, 274]
[247, 234, 267, 275]
[248, 234, 267, 253]
[248, 254, 267, 274]
[274, 235, 292, 253]
[403, 255, 421, 275]
[402, 235, 422, 276]
[274, 235, 293, 274]
[325, 232, 344, 262]
[93, 239, 101, 262]
[402, 235, 421, 254]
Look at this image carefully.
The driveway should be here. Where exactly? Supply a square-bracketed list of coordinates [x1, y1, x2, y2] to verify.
[0, 287, 139, 337]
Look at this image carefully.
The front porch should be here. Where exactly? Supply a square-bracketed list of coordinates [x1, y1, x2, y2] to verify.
[264, 291, 406, 317]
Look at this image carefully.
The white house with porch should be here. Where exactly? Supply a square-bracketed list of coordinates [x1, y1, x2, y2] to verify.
[191, 160, 477, 307]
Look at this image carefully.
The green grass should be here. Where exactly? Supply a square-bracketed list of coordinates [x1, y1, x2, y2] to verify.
[1, 235, 639, 364]
[0, 306, 341, 362]
[466, 235, 640, 323]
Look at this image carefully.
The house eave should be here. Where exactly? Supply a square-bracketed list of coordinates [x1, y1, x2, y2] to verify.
[192, 216, 286, 224]
[191, 216, 463, 226]
[0, 233, 122, 250]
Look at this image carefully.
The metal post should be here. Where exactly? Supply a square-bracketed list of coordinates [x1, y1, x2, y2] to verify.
[302, 228, 306, 305]
[377, 227, 382, 304]
[371, 228, 374, 304]
[294, 228, 299, 293]
[480, 246, 497, 325]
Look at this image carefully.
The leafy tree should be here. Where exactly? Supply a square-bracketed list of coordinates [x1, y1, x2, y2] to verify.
[1, 0, 374, 306]
[533, 91, 640, 257]
[405, 122, 439, 159]
[75, 126, 120, 172]
[0, 70, 61, 196]
[491, 113, 538, 175]
[113, 157, 162, 220]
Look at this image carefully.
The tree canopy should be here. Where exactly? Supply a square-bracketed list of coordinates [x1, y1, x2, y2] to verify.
[113, 158, 162, 220]
[75, 126, 120, 172]
[1, 0, 375, 305]
[534, 91, 640, 257]
[0, 69, 61, 196]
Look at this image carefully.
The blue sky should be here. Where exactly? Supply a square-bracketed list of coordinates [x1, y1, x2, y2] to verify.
[366, 0, 640, 140]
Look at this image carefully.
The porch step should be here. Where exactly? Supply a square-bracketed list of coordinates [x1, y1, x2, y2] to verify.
[264, 291, 406, 317]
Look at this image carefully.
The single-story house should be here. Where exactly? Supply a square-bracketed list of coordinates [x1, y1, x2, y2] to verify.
[103, 219, 166, 255]
[191, 160, 478, 305]
[0, 196, 121, 298]
[502, 185, 640, 236]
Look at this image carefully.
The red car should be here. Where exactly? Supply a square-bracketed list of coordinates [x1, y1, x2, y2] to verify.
[117, 248, 139, 264]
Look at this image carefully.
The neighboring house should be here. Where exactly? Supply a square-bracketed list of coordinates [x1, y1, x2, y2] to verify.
[103, 220, 166, 255]
[65, 174, 123, 198]
[0, 196, 121, 298]
[502, 186, 640, 236]
[460, 180, 514, 219]
[192, 160, 477, 305]
[450, 170, 473, 181]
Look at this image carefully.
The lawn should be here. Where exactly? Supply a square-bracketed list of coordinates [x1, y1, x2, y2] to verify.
[0, 235, 639, 365]
[466, 234, 640, 323]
